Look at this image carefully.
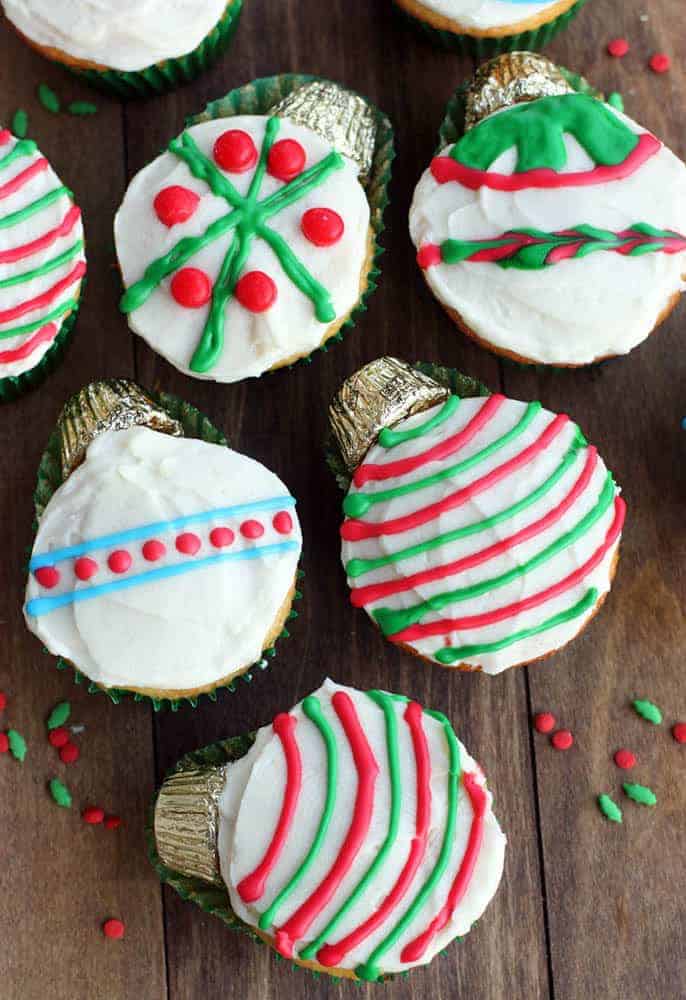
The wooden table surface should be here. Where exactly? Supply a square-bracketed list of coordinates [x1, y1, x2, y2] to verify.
[1, 2, 684, 998]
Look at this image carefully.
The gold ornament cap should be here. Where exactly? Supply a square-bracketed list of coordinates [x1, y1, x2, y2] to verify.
[154, 763, 228, 886]
[271, 80, 377, 183]
[464, 51, 575, 130]
[57, 378, 183, 481]
[329, 357, 449, 473]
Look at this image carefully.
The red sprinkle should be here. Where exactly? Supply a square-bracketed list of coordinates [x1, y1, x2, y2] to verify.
[267, 138, 306, 181]
[551, 729, 574, 751]
[0, 732, 8, 753]
[234, 270, 277, 312]
[102, 918, 125, 940]
[672, 722, 686, 744]
[176, 532, 201, 556]
[614, 748, 637, 770]
[108, 549, 132, 575]
[301, 207, 344, 247]
[59, 741, 80, 764]
[82, 806, 105, 825]
[272, 511, 293, 535]
[142, 539, 166, 562]
[48, 726, 70, 748]
[74, 556, 98, 581]
[417, 243, 442, 269]
[213, 129, 257, 173]
[154, 186, 200, 227]
[240, 519, 265, 540]
[170, 267, 212, 309]
[35, 565, 60, 589]
[649, 52, 671, 74]
[104, 815, 122, 830]
[209, 526, 234, 548]
[0, 691, 6, 711]
[607, 37, 629, 58]
[533, 712, 556, 734]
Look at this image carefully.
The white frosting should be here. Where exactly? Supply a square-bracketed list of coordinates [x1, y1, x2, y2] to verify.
[412, 0, 561, 31]
[340, 395, 622, 675]
[24, 427, 302, 693]
[409, 103, 686, 365]
[1, 0, 228, 71]
[115, 116, 370, 383]
[0, 132, 85, 379]
[217, 679, 506, 977]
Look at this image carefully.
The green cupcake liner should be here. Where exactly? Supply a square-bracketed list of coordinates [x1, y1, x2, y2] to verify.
[326, 361, 490, 492]
[63, 0, 243, 99]
[30, 388, 303, 711]
[186, 73, 394, 377]
[0, 286, 83, 404]
[394, 0, 590, 55]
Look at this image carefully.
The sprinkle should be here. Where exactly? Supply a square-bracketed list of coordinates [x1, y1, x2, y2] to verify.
[623, 782, 657, 806]
[59, 741, 80, 764]
[37, 83, 61, 114]
[82, 806, 105, 825]
[67, 101, 98, 117]
[614, 748, 636, 770]
[607, 92, 624, 112]
[632, 699, 662, 724]
[607, 38, 629, 58]
[597, 794, 623, 823]
[551, 729, 574, 751]
[104, 815, 122, 830]
[0, 733, 8, 753]
[672, 722, 686, 744]
[649, 53, 671, 74]
[8, 729, 27, 762]
[102, 918, 125, 940]
[534, 712, 556, 734]
[11, 109, 28, 138]
[48, 726, 70, 748]
[49, 777, 72, 808]
[47, 701, 71, 730]
[0, 691, 6, 711]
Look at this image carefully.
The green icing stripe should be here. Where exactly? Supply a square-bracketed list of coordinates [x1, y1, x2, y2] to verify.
[0, 186, 70, 229]
[258, 695, 338, 931]
[0, 239, 84, 291]
[298, 690, 402, 962]
[346, 443, 583, 579]
[435, 587, 598, 664]
[0, 138, 37, 171]
[378, 396, 460, 449]
[373, 470, 616, 637]
[0, 297, 76, 341]
[344, 401, 543, 519]
[355, 710, 461, 982]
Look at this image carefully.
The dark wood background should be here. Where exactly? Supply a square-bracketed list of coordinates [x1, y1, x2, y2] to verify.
[1, 1, 684, 998]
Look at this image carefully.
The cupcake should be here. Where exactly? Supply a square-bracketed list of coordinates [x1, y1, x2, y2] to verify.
[1, 0, 243, 98]
[394, 0, 588, 54]
[152, 678, 506, 981]
[114, 77, 392, 383]
[330, 358, 625, 675]
[0, 125, 85, 401]
[410, 53, 686, 367]
[24, 379, 302, 706]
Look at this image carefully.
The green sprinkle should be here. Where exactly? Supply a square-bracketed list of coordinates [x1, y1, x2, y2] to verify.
[607, 92, 624, 113]
[38, 83, 60, 114]
[11, 109, 28, 138]
[597, 794, 622, 823]
[623, 782, 657, 807]
[632, 699, 662, 725]
[49, 778, 72, 808]
[7, 729, 27, 762]
[47, 701, 70, 730]
[67, 101, 98, 117]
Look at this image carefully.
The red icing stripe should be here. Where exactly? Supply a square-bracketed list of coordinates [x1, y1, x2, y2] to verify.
[0, 157, 49, 200]
[236, 713, 302, 904]
[353, 395, 506, 487]
[341, 414, 570, 542]
[316, 701, 432, 968]
[0, 322, 56, 364]
[350, 447, 598, 608]
[430, 132, 660, 192]
[274, 691, 379, 959]
[0, 130, 11, 146]
[0, 205, 81, 264]
[390, 496, 626, 643]
[400, 771, 486, 963]
[0, 261, 85, 324]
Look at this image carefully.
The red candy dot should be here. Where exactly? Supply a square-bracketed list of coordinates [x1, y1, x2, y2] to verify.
[240, 520, 264, 540]
[607, 37, 629, 57]
[0, 692, 6, 711]
[60, 741, 80, 764]
[301, 207, 344, 247]
[672, 722, 686, 744]
[48, 726, 70, 748]
[614, 748, 637, 769]
[213, 129, 257, 173]
[210, 526, 234, 548]
[108, 550, 132, 574]
[649, 52, 671, 74]
[0, 733, 8, 753]
[417, 243, 442, 269]
[82, 806, 105, 825]
[74, 557, 98, 581]
[35, 566, 60, 589]
[533, 712, 556, 734]
[551, 729, 574, 751]
[235, 270, 277, 313]
[153, 185, 200, 227]
[104, 815, 122, 830]
[267, 138, 306, 181]
[176, 532, 201, 556]
[103, 918, 125, 940]
[170, 267, 212, 309]
[272, 511, 293, 535]
[142, 539, 166, 562]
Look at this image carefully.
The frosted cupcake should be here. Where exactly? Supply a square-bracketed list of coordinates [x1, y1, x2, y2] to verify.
[1, 0, 244, 98]
[152, 678, 506, 981]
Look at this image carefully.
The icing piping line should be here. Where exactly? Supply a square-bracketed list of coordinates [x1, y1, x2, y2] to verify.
[378, 396, 460, 449]
[0, 157, 49, 200]
[0, 186, 71, 231]
[0, 322, 56, 365]
[0, 261, 85, 324]
[0, 206, 81, 264]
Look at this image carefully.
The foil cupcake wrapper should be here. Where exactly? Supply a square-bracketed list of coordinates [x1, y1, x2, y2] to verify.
[154, 763, 229, 885]
[464, 51, 575, 130]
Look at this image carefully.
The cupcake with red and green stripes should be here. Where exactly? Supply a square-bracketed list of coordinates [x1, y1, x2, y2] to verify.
[0, 125, 85, 401]
[152, 677, 506, 980]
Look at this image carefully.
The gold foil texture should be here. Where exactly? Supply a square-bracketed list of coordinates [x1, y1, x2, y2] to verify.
[272, 81, 377, 183]
[329, 357, 449, 473]
[154, 763, 227, 886]
[464, 52, 575, 130]
[57, 378, 183, 481]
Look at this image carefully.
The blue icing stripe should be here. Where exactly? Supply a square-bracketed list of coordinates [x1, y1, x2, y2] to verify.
[29, 495, 296, 570]
[26, 540, 300, 618]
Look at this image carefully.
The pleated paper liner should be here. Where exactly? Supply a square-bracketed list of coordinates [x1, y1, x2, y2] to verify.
[393, 0, 589, 55]
[31, 387, 303, 711]
[185, 73, 395, 376]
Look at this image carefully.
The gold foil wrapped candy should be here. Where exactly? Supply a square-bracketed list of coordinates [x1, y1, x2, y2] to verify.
[464, 52, 575, 130]
[154, 763, 227, 885]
